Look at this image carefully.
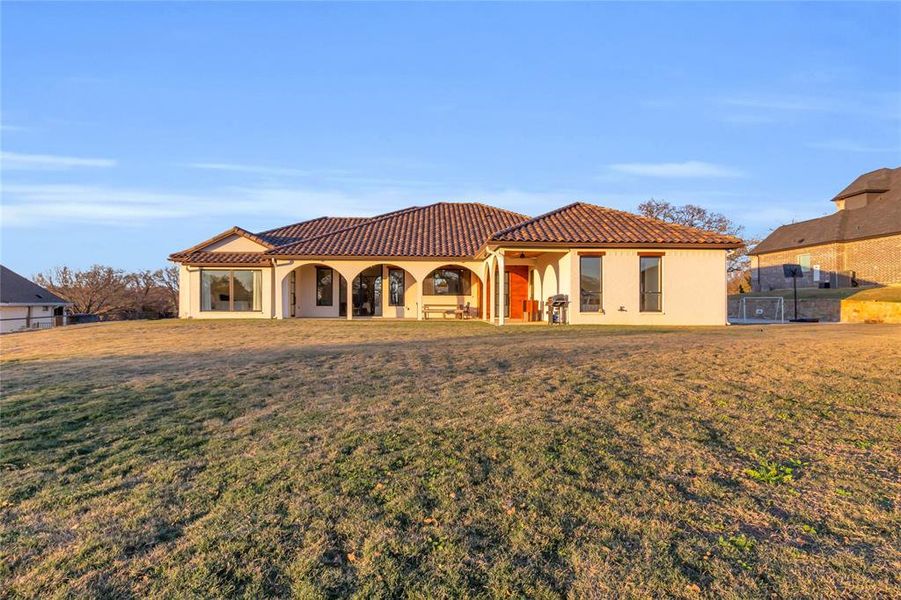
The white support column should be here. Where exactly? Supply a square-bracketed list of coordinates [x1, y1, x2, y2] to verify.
[272, 267, 283, 319]
[486, 263, 494, 322]
[346, 276, 353, 320]
[497, 251, 505, 326]
[416, 282, 423, 320]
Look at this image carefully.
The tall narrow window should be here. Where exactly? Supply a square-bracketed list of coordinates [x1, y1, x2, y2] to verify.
[289, 271, 296, 317]
[388, 268, 405, 306]
[639, 256, 662, 312]
[580, 255, 603, 312]
[316, 267, 333, 306]
[201, 270, 261, 312]
[504, 271, 510, 318]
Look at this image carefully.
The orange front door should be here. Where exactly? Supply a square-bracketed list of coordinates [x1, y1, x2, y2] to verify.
[507, 266, 529, 320]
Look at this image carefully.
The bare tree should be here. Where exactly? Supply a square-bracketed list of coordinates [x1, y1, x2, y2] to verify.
[34, 265, 130, 315]
[123, 270, 175, 317]
[155, 265, 179, 313]
[34, 265, 179, 318]
[637, 199, 758, 283]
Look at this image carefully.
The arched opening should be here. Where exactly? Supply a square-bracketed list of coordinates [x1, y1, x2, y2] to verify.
[347, 264, 416, 319]
[421, 264, 483, 319]
[286, 263, 349, 318]
[351, 265, 382, 317]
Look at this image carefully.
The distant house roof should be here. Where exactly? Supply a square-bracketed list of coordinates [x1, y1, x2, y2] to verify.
[267, 203, 530, 258]
[0, 265, 70, 305]
[752, 166, 901, 255]
[490, 202, 743, 247]
[832, 167, 896, 201]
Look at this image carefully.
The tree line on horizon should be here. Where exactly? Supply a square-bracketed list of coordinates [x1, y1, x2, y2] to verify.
[34, 265, 179, 319]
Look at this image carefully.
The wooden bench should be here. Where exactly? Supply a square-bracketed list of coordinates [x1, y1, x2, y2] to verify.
[423, 304, 458, 319]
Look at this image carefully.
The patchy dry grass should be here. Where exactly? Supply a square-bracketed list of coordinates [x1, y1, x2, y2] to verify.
[735, 285, 901, 303]
[1, 320, 900, 598]
[847, 285, 901, 303]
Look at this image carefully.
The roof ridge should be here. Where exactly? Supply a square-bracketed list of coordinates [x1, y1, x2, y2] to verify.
[266, 205, 422, 253]
[256, 215, 329, 236]
[431, 200, 531, 220]
[489, 202, 582, 238]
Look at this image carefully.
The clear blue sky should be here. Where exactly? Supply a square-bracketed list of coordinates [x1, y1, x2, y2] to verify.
[2, 2, 899, 276]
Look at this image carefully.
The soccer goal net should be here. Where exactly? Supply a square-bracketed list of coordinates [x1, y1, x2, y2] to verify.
[738, 296, 785, 323]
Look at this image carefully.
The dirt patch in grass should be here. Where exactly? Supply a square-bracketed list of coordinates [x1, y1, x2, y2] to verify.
[2, 320, 900, 597]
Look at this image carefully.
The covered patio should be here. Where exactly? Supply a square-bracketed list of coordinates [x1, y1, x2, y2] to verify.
[275, 260, 485, 321]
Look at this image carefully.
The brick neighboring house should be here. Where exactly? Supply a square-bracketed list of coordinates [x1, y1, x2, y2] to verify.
[750, 166, 901, 291]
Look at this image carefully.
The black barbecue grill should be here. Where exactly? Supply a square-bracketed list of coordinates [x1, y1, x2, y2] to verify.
[546, 294, 569, 325]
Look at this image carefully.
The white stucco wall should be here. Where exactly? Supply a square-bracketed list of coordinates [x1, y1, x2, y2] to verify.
[175, 250, 727, 325]
[202, 234, 269, 252]
[563, 248, 728, 325]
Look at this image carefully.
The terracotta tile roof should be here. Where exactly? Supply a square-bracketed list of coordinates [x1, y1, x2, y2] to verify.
[490, 202, 743, 247]
[257, 216, 371, 246]
[169, 217, 372, 265]
[267, 203, 530, 258]
[169, 226, 276, 257]
[753, 167, 901, 255]
[171, 199, 746, 266]
[168, 251, 272, 266]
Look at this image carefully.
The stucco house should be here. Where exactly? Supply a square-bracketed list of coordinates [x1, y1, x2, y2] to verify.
[750, 166, 901, 291]
[169, 202, 742, 325]
[0, 265, 71, 333]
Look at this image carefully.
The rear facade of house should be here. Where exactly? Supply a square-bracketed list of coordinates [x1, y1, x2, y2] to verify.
[169, 202, 742, 326]
[750, 167, 901, 292]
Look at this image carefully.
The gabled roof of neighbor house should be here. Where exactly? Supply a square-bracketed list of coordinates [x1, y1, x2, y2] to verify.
[0, 265, 70, 306]
[832, 167, 896, 201]
[752, 166, 901, 255]
[266, 203, 530, 258]
[490, 202, 743, 247]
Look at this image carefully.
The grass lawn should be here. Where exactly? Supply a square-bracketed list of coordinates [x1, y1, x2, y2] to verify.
[845, 285, 901, 303]
[733, 288, 860, 300]
[733, 285, 901, 302]
[2, 320, 900, 598]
